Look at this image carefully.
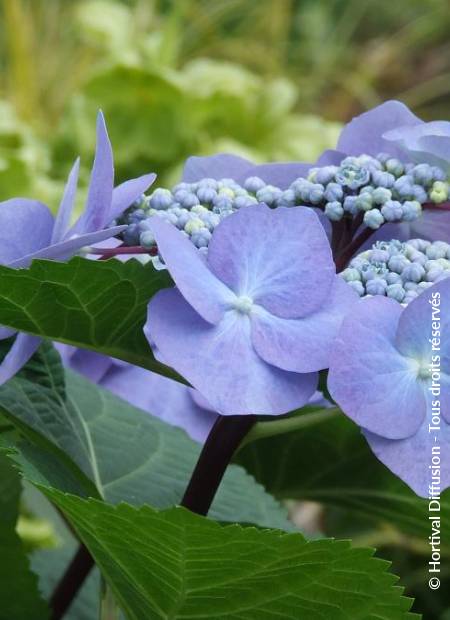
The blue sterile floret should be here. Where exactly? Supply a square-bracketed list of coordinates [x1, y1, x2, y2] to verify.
[340, 238, 450, 302]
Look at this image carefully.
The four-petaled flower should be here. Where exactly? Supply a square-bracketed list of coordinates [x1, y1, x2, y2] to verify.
[145, 204, 357, 415]
[328, 278, 450, 496]
[0, 111, 155, 384]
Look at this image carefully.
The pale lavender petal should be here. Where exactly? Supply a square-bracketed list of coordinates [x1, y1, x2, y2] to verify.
[52, 158, 80, 243]
[0, 327, 15, 339]
[182, 154, 254, 182]
[101, 364, 217, 442]
[239, 162, 311, 188]
[8, 226, 126, 268]
[364, 413, 450, 497]
[251, 277, 358, 372]
[316, 149, 346, 166]
[0, 333, 41, 385]
[383, 121, 450, 170]
[146, 288, 317, 416]
[0, 199, 53, 266]
[56, 345, 113, 384]
[110, 173, 156, 222]
[328, 296, 426, 439]
[396, 278, 450, 425]
[207, 205, 335, 319]
[149, 217, 235, 324]
[337, 100, 422, 158]
[71, 111, 114, 234]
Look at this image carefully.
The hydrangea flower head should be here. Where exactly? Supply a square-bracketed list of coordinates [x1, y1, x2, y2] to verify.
[0, 111, 156, 384]
[145, 204, 357, 415]
[328, 278, 450, 496]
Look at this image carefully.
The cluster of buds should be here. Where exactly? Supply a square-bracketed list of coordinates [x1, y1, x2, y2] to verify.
[300, 155, 448, 229]
[341, 239, 450, 303]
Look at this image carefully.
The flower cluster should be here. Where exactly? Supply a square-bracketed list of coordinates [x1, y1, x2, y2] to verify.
[301, 156, 448, 229]
[118, 156, 449, 262]
[341, 239, 450, 302]
[328, 278, 450, 497]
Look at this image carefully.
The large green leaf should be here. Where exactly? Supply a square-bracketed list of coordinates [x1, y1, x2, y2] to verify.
[0, 257, 180, 378]
[41, 491, 418, 620]
[0, 453, 49, 620]
[1, 344, 291, 530]
[236, 412, 450, 541]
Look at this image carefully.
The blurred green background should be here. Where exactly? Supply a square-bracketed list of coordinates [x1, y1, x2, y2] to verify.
[1, 0, 450, 209]
[1, 1, 450, 617]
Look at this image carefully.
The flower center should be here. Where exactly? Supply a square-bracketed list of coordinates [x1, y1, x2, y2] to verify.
[232, 295, 254, 315]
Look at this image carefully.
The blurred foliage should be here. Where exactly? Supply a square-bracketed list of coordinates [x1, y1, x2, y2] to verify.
[1, 0, 449, 205]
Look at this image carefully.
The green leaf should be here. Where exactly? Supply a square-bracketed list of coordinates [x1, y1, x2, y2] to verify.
[1, 344, 291, 530]
[0, 257, 179, 379]
[236, 412, 450, 540]
[41, 491, 418, 620]
[0, 453, 49, 620]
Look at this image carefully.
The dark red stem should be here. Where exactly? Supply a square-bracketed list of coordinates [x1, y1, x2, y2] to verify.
[50, 544, 94, 620]
[334, 227, 374, 272]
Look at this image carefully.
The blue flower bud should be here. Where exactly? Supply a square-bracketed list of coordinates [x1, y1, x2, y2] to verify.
[343, 195, 358, 215]
[411, 163, 433, 187]
[324, 201, 344, 221]
[149, 188, 173, 210]
[363, 209, 384, 229]
[372, 170, 395, 188]
[401, 262, 425, 283]
[348, 280, 365, 296]
[335, 162, 370, 190]
[244, 176, 266, 193]
[140, 230, 155, 248]
[386, 283, 405, 302]
[197, 187, 217, 204]
[385, 158, 404, 177]
[381, 200, 403, 222]
[388, 254, 410, 274]
[324, 183, 344, 202]
[401, 200, 421, 222]
[372, 187, 392, 205]
[341, 267, 362, 282]
[366, 278, 387, 295]
[314, 166, 338, 185]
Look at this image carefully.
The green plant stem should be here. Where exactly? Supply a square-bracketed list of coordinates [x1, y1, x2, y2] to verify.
[100, 581, 121, 620]
[238, 407, 340, 451]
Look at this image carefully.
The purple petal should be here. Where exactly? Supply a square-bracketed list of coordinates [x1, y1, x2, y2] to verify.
[182, 154, 255, 183]
[383, 121, 450, 170]
[328, 296, 426, 439]
[237, 162, 311, 188]
[8, 226, 126, 268]
[337, 100, 422, 158]
[396, 278, 450, 426]
[364, 414, 450, 497]
[251, 277, 358, 372]
[110, 173, 156, 222]
[149, 217, 234, 324]
[52, 158, 80, 243]
[207, 205, 335, 319]
[0, 199, 54, 266]
[101, 364, 217, 442]
[316, 149, 346, 166]
[71, 111, 114, 234]
[56, 344, 114, 384]
[0, 333, 41, 385]
[0, 327, 16, 339]
[146, 288, 317, 416]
